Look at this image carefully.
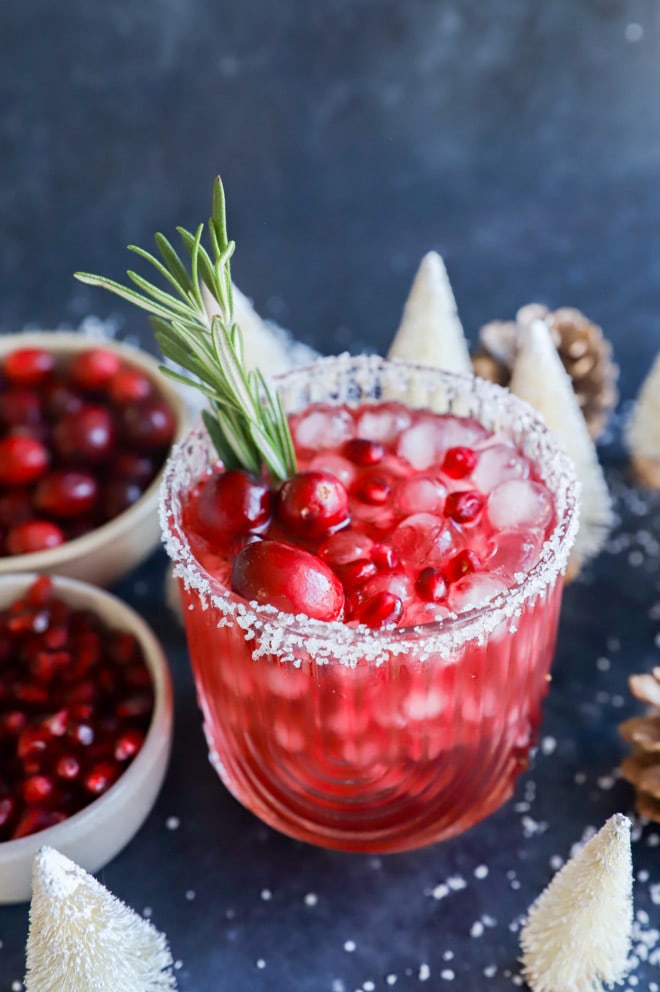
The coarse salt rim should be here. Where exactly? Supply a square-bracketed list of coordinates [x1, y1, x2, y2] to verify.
[159, 354, 579, 668]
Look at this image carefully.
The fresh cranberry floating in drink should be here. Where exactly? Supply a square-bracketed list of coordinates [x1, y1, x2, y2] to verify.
[0, 342, 177, 558]
[0, 576, 153, 842]
[78, 177, 579, 852]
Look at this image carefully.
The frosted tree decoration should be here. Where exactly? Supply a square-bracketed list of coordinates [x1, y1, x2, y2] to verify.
[509, 319, 613, 577]
[387, 252, 473, 374]
[626, 352, 660, 489]
[520, 813, 633, 992]
[25, 847, 177, 992]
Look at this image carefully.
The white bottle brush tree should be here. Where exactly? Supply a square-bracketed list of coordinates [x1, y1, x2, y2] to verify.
[509, 318, 614, 576]
[626, 352, 660, 488]
[520, 813, 633, 992]
[25, 847, 177, 992]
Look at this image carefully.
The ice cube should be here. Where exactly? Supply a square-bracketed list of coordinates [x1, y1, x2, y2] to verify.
[403, 600, 451, 627]
[486, 528, 544, 579]
[449, 573, 508, 613]
[318, 529, 374, 566]
[391, 513, 455, 564]
[273, 719, 306, 753]
[402, 686, 446, 721]
[395, 476, 447, 516]
[429, 415, 490, 452]
[487, 479, 554, 532]
[293, 405, 355, 451]
[264, 662, 308, 699]
[360, 570, 414, 603]
[396, 415, 489, 470]
[472, 444, 530, 493]
[356, 403, 412, 443]
[396, 418, 439, 470]
[308, 453, 357, 488]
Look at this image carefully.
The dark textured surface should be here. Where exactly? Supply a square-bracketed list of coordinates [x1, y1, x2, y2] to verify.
[1, 1, 660, 989]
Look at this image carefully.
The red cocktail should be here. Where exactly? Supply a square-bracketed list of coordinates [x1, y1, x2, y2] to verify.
[162, 355, 578, 852]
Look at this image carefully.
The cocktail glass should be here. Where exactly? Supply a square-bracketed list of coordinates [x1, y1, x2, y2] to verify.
[161, 355, 579, 853]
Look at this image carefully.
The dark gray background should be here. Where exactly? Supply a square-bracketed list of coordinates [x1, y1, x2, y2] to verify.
[1, 2, 660, 990]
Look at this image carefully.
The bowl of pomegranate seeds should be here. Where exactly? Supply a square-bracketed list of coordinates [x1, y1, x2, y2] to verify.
[0, 332, 187, 586]
[0, 573, 173, 903]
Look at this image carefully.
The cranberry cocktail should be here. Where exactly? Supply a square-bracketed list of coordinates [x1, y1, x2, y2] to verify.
[163, 356, 578, 852]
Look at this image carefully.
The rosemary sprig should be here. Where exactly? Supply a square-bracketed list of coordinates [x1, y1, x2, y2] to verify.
[74, 177, 297, 483]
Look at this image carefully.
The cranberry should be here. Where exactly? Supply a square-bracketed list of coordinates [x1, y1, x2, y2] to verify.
[343, 438, 385, 466]
[231, 540, 345, 621]
[121, 399, 176, 449]
[444, 490, 485, 524]
[0, 390, 42, 429]
[0, 435, 49, 485]
[415, 566, 448, 602]
[0, 489, 33, 527]
[441, 446, 477, 479]
[277, 471, 349, 539]
[35, 470, 98, 518]
[113, 452, 159, 484]
[352, 472, 392, 505]
[6, 520, 66, 555]
[3, 348, 55, 387]
[358, 591, 403, 629]
[109, 367, 153, 404]
[43, 380, 85, 419]
[53, 405, 115, 462]
[101, 479, 144, 520]
[444, 549, 481, 584]
[194, 470, 273, 544]
[69, 348, 121, 391]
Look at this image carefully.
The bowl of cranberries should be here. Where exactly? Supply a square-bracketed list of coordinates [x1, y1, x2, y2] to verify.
[0, 573, 173, 904]
[0, 332, 187, 586]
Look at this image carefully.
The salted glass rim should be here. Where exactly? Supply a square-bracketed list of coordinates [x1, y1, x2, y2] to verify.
[160, 354, 579, 666]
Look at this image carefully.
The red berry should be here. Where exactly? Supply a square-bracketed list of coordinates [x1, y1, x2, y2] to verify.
[3, 347, 55, 386]
[101, 479, 144, 520]
[114, 728, 144, 761]
[55, 755, 81, 780]
[84, 761, 119, 795]
[0, 711, 27, 737]
[0, 796, 16, 830]
[415, 566, 448, 602]
[231, 540, 345, 621]
[358, 591, 403, 629]
[12, 806, 66, 839]
[113, 452, 159, 485]
[444, 549, 481, 584]
[277, 471, 350, 539]
[53, 405, 115, 462]
[443, 490, 485, 524]
[370, 543, 399, 571]
[122, 399, 176, 449]
[0, 389, 42, 429]
[194, 470, 273, 544]
[0, 435, 49, 484]
[43, 379, 85, 419]
[0, 489, 33, 527]
[35, 470, 98, 518]
[109, 366, 153, 404]
[23, 774, 55, 805]
[343, 438, 385, 466]
[352, 472, 392, 505]
[6, 520, 66, 555]
[337, 558, 378, 589]
[441, 446, 477, 479]
[69, 348, 121, 391]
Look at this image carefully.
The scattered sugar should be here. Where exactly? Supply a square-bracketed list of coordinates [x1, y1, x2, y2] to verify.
[185, 889, 195, 901]
[607, 636, 621, 652]
[482, 914, 497, 928]
[612, 694, 625, 707]
[332, 980, 346, 992]
[637, 870, 650, 883]
[628, 550, 644, 567]
[474, 865, 489, 879]
[304, 892, 319, 907]
[470, 921, 485, 938]
[447, 875, 467, 891]
[484, 965, 497, 978]
[430, 883, 450, 900]
[650, 884, 660, 905]
[550, 854, 564, 870]
[142, 906, 152, 918]
[597, 774, 616, 791]
[12, 983, 22, 991]
[343, 940, 356, 953]
[225, 907, 236, 919]
[540, 736, 556, 756]
[511, 976, 524, 987]
[625, 22, 644, 42]
[443, 950, 454, 961]
[386, 975, 398, 986]
[261, 889, 272, 901]
[363, 981, 375, 991]
[174, 960, 183, 970]
[514, 801, 531, 813]
[419, 964, 431, 981]
[521, 815, 548, 838]
[165, 816, 180, 830]
[646, 833, 659, 848]
[256, 959, 266, 969]
[440, 969, 454, 981]
[574, 771, 587, 785]
[596, 656, 611, 671]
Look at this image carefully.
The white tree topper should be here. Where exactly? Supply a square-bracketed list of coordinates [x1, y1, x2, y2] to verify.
[387, 252, 472, 375]
[520, 813, 633, 992]
[509, 319, 613, 572]
[25, 847, 177, 992]
[626, 353, 660, 486]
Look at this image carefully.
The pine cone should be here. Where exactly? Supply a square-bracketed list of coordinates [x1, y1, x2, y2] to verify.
[472, 305, 619, 440]
[619, 667, 660, 822]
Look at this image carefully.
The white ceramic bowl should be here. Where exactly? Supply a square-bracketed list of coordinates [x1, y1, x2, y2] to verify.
[0, 573, 173, 904]
[0, 331, 188, 586]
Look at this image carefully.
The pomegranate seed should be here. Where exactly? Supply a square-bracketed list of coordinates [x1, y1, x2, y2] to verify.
[26, 574, 54, 606]
[12, 806, 66, 839]
[441, 446, 477, 479]
[370, 543, 399, 570]
[277, 471, 350, 539]
[444, 549, 481, 583]
[23, 774, 55, 805]
[109, 367, 153, 404]
[69, 348, 121, 391]
[53, 405, 115, 462]
[35, 470, 98, 518]
[444, 490, 485, 524]
[68, 722, 95, 746]
[106, 630, 139, 666]
[14, 682, 49, 705]
[0, 710, 27, 736]
[232, 540, 345, 621]
[352, 472, 391, 505]
[416, 566, 448, 602]
[0, 796, 16, 829]
[193, 470, 272, 544]
[0, 435, 49, 485]
[121, 399, 176, 449]
[116, 694, 153, 719]
[17, 726, 51, 760]
[55, 755, 81, 780]
[115, 728, 144, 761]
[6, 520, 66, 555]
[3, 348, 55, 386]
[343, 438, 385, 466]
[84, 761, 119, 795]
[358, 591, 403, 629]
[42, 709, 68, 737]
[0, 389, 42, 429]
[338, 558, 378, 588]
